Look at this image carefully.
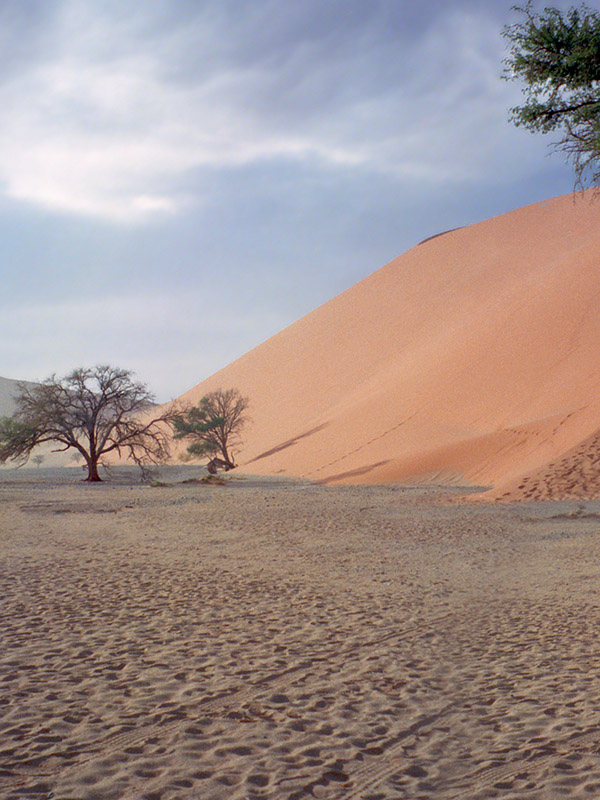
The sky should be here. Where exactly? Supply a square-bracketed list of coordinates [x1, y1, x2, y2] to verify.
[0, 0, 578, 401]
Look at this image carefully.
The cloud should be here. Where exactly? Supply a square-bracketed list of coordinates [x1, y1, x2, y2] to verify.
[0, 291, 287, 399]
[0, 1, 550, 223]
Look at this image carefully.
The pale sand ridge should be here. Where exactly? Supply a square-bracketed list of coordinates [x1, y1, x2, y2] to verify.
[0, 376, 30, 417]
[0, 377, 72, 467]
[173, 191, 600, 500]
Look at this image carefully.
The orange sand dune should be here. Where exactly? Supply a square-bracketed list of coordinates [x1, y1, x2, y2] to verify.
[176, 191, 600, 500]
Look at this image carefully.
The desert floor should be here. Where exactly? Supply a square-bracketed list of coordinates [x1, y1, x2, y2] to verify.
[2, 467, 600, 800]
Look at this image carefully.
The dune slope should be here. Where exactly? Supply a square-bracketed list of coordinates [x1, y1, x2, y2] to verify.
[0, 376, 28, 417]
[0, 376, 74, 468]
[176, 192, 600, 500]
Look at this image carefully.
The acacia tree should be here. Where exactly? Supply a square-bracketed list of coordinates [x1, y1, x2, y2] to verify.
[172, 388, 249, 470]
[503, 2, 600, 187]
[0, 365, 178, 482]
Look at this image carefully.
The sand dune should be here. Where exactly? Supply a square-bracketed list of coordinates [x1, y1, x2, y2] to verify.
[174, 191, 600, 500]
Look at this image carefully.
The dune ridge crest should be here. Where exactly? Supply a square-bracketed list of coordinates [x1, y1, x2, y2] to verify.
[176, 191, 600, 501]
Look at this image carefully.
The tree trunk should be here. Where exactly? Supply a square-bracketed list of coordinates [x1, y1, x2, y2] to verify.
[220, 445, 234, 468]
[85, 457, 102, 482]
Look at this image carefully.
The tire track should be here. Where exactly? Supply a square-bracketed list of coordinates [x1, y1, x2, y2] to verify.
[314, 700, 458, 799]
[0, 609, 459, 793]
[318, 713, 600, 799]
[446, 725, 600, 799]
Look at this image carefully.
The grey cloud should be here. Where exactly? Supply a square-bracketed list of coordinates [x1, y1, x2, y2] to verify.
[0, 0, 579, 398]
[0, 0, 575, 223]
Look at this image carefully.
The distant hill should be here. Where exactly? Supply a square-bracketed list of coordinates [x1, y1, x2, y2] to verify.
[171, 191, 600, 502]
[0, 376, 31, 417]
[0, 376, 73, 468]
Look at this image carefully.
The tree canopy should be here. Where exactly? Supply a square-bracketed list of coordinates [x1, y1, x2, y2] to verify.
[503, 2, 600, 186]
[172, 388, 249, 470]
[0, 365, 178, 481]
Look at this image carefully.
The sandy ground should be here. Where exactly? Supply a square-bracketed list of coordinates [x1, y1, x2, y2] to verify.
[2, 467, 600, 799]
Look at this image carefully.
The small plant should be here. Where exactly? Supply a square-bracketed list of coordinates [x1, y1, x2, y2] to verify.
[201, 474, 226, 485]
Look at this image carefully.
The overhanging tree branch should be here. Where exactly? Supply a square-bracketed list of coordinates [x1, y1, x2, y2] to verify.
[503, 2, 600, 188]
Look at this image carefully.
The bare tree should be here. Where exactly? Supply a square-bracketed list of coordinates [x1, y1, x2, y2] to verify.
[172, 388, 250, 471]
[0, 365, 179, 482]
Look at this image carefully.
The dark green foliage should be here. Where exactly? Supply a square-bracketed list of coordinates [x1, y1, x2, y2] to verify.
[504, 2, 600, 186]
[173, 388, 249, 468]
[173, 403, 224, 458]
